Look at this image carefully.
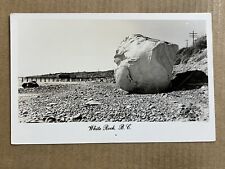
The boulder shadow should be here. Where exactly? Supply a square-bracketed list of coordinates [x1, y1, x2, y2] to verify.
[170, 70, 208, 91]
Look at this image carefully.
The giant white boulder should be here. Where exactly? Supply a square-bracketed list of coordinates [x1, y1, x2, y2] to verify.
[114, 34, 179, 94]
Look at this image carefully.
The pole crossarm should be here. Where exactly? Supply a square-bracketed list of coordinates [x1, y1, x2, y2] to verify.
[189, 30, 198, 46]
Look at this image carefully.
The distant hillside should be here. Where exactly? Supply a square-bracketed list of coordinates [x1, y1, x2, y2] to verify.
[26, 70, 114, 79]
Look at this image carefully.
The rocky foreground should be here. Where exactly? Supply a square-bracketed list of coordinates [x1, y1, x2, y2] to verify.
[18, 81, 209, 123]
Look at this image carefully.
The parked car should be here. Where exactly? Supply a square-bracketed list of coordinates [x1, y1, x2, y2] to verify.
[22, 81, 39, 88]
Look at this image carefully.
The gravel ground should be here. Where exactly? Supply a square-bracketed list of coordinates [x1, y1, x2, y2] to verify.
[18, 81, 209, 123]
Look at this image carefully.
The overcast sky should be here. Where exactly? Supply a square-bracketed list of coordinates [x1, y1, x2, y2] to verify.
[15, 18, 206, 76]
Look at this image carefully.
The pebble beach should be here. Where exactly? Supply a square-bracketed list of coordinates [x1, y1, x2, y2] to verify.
[18, 81, 209, 123]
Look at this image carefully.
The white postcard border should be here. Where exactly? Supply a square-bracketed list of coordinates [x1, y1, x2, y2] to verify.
[11, 13, 215, 144]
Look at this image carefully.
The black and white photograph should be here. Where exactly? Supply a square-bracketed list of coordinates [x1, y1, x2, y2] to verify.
[11, 13, 215, 144]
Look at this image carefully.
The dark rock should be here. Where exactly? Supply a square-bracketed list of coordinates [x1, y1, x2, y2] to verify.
[171, 70, 208, 91]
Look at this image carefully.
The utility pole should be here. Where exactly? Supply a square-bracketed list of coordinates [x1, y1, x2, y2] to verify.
[189, 30, 197, 46]
[185, 40, 188, 47]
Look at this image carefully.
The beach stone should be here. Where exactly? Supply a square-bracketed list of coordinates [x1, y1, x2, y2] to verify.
[85, 100, 101, 106]
[44, 116, 56, 123]
[73, 113, 82, 120]
[114, 34, 178, 93]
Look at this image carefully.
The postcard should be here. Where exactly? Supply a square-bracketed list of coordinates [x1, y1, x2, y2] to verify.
[11, 13, 215, 144]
